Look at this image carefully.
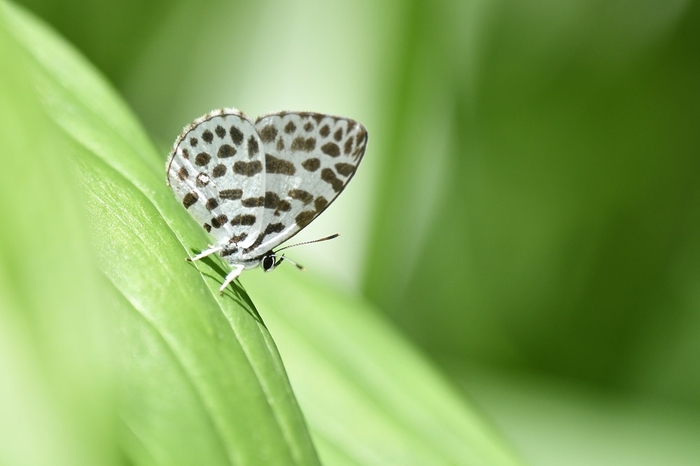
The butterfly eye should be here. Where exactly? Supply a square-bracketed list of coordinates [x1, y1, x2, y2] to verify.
[261, 254, 276, 272]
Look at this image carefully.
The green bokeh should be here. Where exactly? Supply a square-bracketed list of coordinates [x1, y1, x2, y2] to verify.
[4, 0, 700, 464]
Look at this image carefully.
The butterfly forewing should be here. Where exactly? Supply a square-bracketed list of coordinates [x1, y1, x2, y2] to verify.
[166, 109, 266, 250]
[242, 112, 368, 258]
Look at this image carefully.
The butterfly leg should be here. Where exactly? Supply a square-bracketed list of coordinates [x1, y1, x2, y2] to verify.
[219, 264, 244, 294]
[187, 245, 223, 262]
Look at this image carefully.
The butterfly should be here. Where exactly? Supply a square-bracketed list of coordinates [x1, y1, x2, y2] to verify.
[166, 108, 368, 293]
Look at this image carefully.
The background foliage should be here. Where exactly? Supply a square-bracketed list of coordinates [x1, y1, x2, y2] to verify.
[2, 0, 700, 465]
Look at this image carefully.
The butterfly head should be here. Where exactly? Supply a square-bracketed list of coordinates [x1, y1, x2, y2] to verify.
[258, 233, 340, 273]
[261, 251, 285, 272]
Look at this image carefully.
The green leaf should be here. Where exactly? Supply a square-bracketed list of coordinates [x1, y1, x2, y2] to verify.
[245, 269, 523, 466]
[1, 2, 319, 465]
[0, 6, 118, 466]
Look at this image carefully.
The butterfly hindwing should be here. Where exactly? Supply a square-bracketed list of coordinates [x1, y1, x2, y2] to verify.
[241, 112, 368, 258]
[166, 109, 266, 251]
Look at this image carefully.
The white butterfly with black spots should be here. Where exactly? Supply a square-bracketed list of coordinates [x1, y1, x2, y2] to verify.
[166, 108, 368, 293]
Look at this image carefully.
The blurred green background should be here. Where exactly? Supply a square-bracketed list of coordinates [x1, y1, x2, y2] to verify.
[3, 0, 700, 464]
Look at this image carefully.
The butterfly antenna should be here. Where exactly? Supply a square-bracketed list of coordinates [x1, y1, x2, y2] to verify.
[275, 233, 340, 253]
[272, 234, 340, 273]
[275, 254, 306, 271]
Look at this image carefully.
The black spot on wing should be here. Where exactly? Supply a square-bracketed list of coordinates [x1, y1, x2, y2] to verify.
[291, 137, 316, 152]
[212, 164, 227, 177]
[302, 158, 320, 172]
[205, 198, 218, 211]
[228, 234, 247, 245]
[266, 222, 285, 234]
[288, 189, 314, 205]
[230, 126, 244, 145]
[321, 168, 344, 192]
[247, 135, 259, 155]
[266, 154, 296, 175]
[314, 196, 328, 212]
[259, 125, 278, 143]
[220, 189, 242, 200]
[295, 210, 316, 228]
[356, 128, 367, 145]
[242, 196, 264, 207]
[264, 192, 292, 213]
[335, 163, 355, 177]
[183, 192, 198, 209]
[233, 161, 263, 176]
[230, 214, 256, 226]
[217, 144, 236, 158]
[264, 191, 281, 209]
[321, 142, 340, 157]
[211, 214, 228, 229]
[195, 152, 211, 166]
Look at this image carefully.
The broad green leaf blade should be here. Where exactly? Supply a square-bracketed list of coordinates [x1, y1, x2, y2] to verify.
[0, 9, 118, 466]
[1, 2, 320, 465]
[245, 269, 524, 466]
